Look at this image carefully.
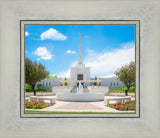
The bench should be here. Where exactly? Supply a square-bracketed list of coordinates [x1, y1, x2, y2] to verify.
[30, 96, 56, 104]
[104, 96, 131, 105]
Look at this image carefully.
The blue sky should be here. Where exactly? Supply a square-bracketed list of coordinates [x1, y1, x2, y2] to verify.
[25, 25, 135, 78]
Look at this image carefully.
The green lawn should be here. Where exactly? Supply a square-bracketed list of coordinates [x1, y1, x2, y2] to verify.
[26, 91, 52, 93]
[25, 110, 135, 114]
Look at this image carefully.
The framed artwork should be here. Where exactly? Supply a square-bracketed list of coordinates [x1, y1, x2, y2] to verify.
[0, 0, 160, 138]
[20, 20, 140, 118]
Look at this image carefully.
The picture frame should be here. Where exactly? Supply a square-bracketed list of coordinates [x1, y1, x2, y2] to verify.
[0, 0, 160, 137]
[21, 20, 140, 118]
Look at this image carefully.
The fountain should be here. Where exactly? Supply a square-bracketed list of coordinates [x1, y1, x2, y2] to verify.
[56, 82, 105, 102]
[77, 82, 83, 94]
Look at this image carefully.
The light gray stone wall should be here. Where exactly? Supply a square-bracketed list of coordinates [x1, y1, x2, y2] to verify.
[36, 78, 62, 88]
[99, 77, 125, 87]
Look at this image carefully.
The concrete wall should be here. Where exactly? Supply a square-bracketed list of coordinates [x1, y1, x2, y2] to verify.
[87, 86, 109, 94]
[36, 77, 125, 89]
[52, 86, 73, 94]
[36, 78, 62, 87]
[99, 77, 125, 87]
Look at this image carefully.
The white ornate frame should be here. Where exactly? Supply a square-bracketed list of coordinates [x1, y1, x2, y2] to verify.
[0, 0, 160, 138]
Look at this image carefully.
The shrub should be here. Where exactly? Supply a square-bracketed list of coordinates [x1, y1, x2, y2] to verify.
[25, 83, 32, 91]
[64, 77, 68, 86]
[64, 82, 68, 86]
[37, 83, 43, 89]
[129, 86, 135, 92]
[122, 87, 128, 91]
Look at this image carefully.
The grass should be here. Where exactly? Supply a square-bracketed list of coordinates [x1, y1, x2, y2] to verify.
[26, 91, 52, 93]
[25, 110, 135, 114]
[108, 90, 135, 93]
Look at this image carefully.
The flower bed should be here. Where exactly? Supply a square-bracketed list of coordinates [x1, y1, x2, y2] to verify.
[107, 101, 135, 111]
[25, 99, 51, 109]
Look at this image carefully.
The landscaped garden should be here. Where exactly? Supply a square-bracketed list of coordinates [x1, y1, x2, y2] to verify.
[26, 90, 52, 93]
[25, 99, 51, 109]
[25, 83, 52, 93]
[108, 86, 135, 93]
[107, 101, 135, 111]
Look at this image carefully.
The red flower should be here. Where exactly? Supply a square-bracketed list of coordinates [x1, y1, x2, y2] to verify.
[116, 106, 119, 108]
[40, 106, 42, 108]
[31, 105, 33, 108]
[132, 106, 135, 108]
[119, 109, 122, 111]
[25, 107, 27, 109]
[122, 107, 125, 109]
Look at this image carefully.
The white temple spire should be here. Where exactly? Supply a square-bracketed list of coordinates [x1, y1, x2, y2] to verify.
[78, 33, 83, 65]
[79, 33, 82, 57]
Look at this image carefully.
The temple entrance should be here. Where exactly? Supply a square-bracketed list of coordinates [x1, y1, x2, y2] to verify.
[77, 74, 83, 80]
[77, 74, 84, 87]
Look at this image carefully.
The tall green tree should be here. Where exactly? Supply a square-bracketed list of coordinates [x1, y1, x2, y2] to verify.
[115, 61, 135, 90]
[25, 58, 49, 90]
[93, 76, 97, 86]
[64, 77, 68, 86]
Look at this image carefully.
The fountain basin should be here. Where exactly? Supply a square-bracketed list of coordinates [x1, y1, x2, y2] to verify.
[56, 92, 105, 102]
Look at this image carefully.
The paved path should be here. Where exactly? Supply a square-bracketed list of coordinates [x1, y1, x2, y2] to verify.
[26, 96, 135, 113]
[36, 100, 133, 112]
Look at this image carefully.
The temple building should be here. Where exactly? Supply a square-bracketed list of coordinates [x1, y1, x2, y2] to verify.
[70, 34, 91, 86]
[36, 34, 125, 89]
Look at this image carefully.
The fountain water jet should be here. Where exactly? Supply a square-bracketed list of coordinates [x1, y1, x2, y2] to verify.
[77, 82, 83, 94]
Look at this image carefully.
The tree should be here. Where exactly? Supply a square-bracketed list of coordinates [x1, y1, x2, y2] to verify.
[25, 58, 49, 90]
[115, 61, 135, 90]
[25, 83, 32, 91]
[93, 76, 97, 86]
[64, 77, 68, 86]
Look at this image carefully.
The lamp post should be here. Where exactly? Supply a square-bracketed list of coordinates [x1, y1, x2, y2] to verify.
[116, 76, 119, 87]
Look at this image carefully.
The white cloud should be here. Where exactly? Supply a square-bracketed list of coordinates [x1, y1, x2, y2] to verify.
[36, 58, 40, 60]
[101, 74, 116, 78]
[35, 47, 52, 60]
[121, 42, 135, 49]
[66, 50, 76, 54]
[25, 32, 29, 36]
[57, 42, 135, 78]
[40, 28, 67, 40]
[57, 69, 70, 78]
[84, 42, 135, 77]
[25, 50, 28, 53]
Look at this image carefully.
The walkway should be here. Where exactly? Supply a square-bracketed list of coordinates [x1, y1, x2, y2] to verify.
[32, 100, 133, 112]
[26, 96, 135, 113]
